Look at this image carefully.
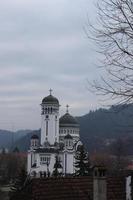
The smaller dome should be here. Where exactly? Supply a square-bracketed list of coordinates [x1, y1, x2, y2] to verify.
[64, 134, 73, 140]
[60, 113, 79, 127]
[31, 134, 39, 139]
[42, 94, 59, 105]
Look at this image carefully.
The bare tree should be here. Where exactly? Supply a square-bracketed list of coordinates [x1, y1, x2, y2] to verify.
[88, 0, 133, 105]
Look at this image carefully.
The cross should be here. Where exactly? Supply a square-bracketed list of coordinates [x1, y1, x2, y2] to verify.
[66, 104, 69, 113]
[49, 89, 53, 95]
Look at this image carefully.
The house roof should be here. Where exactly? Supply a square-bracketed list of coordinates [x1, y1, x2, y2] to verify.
[107, 176, 126, 200]
[32, 177, 93, 200]
[31, 175, 126, 200]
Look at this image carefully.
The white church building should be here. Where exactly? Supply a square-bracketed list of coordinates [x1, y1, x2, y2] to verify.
[27, 90, 81, 176]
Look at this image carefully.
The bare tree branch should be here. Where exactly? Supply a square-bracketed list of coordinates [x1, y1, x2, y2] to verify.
[87, 0, 133, 105]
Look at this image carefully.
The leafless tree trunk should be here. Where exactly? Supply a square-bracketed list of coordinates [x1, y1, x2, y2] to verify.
[87, 0, 133, 105]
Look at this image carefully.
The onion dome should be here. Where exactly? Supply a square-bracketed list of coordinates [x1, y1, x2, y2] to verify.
[64, 134, 73, 139]
[42, 89, 59, 105]
[30, 134, 39, 148]
[31, 134, 39, 139]
[60, 112, 79, 127]
[42, 95, 59, 105]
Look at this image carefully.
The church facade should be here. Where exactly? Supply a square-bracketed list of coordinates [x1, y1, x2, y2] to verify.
[27, 90, 81, 176]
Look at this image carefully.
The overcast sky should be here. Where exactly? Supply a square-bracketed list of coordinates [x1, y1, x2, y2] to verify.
[0, 0, 101, 130]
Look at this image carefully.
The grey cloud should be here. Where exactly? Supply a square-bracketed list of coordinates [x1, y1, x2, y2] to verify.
[0, 0, 99, 130]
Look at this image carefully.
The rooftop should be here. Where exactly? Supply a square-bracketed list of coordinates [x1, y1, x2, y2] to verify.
[60, 113, 79, 127]
[31, 175, 126, 200]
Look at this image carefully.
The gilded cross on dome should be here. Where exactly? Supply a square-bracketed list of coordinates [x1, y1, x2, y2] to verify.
[49, 89, 53, 95]
[66, 104, 69, 113]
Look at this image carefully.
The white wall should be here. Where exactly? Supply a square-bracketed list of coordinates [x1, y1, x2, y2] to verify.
[62, 151, 74, 174]
[41, 106, 59, 145]
[28, 152, 57, 176]
[126, 176, 132, 200]
[28, 150, 76, 176]
[27, 151, 31, 173]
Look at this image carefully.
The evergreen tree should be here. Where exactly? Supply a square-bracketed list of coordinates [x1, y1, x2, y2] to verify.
[74, 145, 90, 176]
[52, 155, 62, 177]
[13, 146, 20, 153]
[9, 167, 31, 200]
[2, 147, 6, 154]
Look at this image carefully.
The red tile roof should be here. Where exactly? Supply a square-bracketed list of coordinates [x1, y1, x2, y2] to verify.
[107, 176, 126, 200]
[32, 177, 93, 200]
[31, 175, 127, 200]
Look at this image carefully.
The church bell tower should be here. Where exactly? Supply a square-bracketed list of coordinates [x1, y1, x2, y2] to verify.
[41, 89, 60, 145]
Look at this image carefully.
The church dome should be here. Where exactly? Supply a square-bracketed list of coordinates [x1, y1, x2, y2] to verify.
[64, 134, 73, 139]
[42, 94, 59, 105]
[59, 113, 79, 127]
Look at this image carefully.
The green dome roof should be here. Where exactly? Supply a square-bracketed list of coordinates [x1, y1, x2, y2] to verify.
[42, 95, 59, 105]
[59, 113, 79, 127]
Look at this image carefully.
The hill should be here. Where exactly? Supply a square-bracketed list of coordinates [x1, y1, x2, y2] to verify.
[14, 130, 40, 152]
[77, 104, 133, 152]
[0, 129, 32, 150]
[1, 104, 133, 153]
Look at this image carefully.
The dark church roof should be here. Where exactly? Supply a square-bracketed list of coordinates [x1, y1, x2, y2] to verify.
[59, 113, 79, 127]
[35, 147, 59, 154]
[42, 95, 59, 105]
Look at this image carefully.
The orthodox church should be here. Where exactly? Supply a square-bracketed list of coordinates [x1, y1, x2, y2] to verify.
[27, 90, 82, 176]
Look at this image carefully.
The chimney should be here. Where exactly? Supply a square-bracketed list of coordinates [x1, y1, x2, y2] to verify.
[93, 166, 107, 200]
[126, 175, 132, 200]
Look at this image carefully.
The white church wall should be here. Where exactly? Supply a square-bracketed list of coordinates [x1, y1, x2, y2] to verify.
[30, 153, 56, 175]
[66, 152, 74, 174]
[48, 153, 56, 173]
[41, 114, 45, 145]
[59, 127, 79, 136]
[63, 152, 74, 174]
[47, 114, 59, 144]
[28, 92, 81, 177]
[27, 152, 31, 173]
[41, 108, 59, 145]
[126, 176, 132, 200]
